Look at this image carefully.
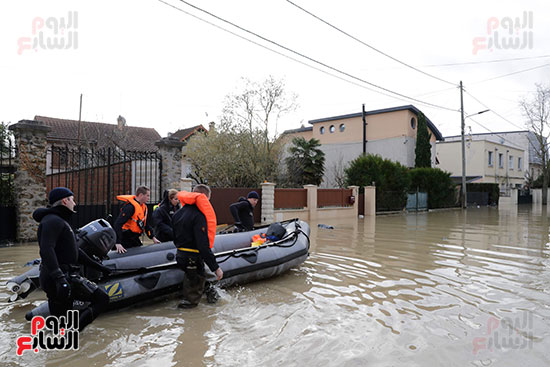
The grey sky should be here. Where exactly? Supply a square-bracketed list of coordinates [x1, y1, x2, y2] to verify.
[1, 0, 549, 138]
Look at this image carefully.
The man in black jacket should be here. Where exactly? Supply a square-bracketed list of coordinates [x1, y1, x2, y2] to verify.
[34, 187, 111, 331]
[152, 189, 179, 242]
[229, 191, 259, 231]
[172, 184, 223, 308]
[113, 186, 160, 253]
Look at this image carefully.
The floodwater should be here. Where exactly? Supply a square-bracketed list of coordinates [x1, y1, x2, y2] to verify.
[1, 205, 550, 366]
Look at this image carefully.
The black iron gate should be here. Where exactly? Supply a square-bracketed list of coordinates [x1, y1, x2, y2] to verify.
[0, 125, 16, 242]
[47, 146, 162, 228]
[518, 189, 532, 204]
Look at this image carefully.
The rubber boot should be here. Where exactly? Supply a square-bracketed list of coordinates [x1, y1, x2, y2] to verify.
[78, 308, 94, 332]
[179, 272, 205, 309]
[204, 282, 219, 304]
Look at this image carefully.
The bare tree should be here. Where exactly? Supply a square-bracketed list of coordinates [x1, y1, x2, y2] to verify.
[330, 156, 348, 188]
[520, 84, 550, 204]
[185, 76, 297, 187]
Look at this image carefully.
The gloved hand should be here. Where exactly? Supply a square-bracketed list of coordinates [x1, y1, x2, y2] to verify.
[52, 269, 71, 299]
[234, 222, 244, 232]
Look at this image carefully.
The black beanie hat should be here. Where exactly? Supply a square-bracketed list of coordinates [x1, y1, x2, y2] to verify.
[49, 187, 74, 205]
[247, 191, 259, 199]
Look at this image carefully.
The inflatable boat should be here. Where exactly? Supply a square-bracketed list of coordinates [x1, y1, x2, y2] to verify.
[18, 218, 310, 319]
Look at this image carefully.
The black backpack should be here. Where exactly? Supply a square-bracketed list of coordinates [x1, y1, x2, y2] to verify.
[265, 222, 286, 241]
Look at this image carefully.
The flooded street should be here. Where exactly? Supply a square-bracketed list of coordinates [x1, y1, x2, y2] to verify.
[2, 205, 550, 366]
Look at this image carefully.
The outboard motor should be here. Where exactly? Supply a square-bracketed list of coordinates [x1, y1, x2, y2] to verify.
[77, 219, 116, 259]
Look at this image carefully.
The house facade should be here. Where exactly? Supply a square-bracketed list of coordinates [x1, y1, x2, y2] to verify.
[170, 124, 208, 181]
[282, 105, 444, 187]
[443, 131, 543, 184]
[436, 139, 525, 192]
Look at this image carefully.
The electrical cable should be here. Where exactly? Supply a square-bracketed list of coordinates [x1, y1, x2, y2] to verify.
[157, 0, 459, 112]
[286, 0, 458, 87]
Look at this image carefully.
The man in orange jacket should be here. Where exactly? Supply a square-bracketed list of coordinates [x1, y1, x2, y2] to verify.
[113, 186, 160, 254]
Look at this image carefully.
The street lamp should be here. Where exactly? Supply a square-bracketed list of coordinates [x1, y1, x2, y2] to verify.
[461, 107, 490, 208]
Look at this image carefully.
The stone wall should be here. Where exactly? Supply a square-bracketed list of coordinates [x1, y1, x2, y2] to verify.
[9, 120, 51, 242]
[155, 137, 184, 193]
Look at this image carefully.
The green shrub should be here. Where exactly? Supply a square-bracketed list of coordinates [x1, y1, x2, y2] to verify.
[345, 154, 410, 211]
[409, 167, 457, 208]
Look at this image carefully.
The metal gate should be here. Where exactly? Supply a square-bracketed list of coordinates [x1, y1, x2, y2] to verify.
[518, 189, 532, 204]
[0, 126, 16, 241]
[406, 191, 428, 211]
[47, 146, 162, 228]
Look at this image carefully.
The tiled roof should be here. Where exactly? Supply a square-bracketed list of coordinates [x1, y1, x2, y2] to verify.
[170, 125, 207, 141]
[35, 116, 161, 152]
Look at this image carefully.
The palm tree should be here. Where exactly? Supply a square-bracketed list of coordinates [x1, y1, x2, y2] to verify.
[285, 137, 325, 186]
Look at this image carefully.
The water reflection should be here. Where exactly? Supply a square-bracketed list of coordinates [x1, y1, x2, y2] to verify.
[2, 207, 550, 366]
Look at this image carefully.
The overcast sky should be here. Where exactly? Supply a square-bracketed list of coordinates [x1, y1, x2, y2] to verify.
[1, 0, 549, 138]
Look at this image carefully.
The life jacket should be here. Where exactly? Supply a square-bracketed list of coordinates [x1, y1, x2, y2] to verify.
[251, 233, 267, 247]
[177, 191, 216, 248]
[117, 195, 147, 234]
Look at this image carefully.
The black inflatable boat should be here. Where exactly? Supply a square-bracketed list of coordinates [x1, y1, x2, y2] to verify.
[17, 218, 310, 319]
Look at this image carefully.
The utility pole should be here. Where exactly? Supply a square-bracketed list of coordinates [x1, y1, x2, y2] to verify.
[460, 81, 466, 209]
[362, 103, 367, 155]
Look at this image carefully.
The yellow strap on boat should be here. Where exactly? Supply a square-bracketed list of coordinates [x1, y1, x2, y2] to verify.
[177, 247, 199, 253]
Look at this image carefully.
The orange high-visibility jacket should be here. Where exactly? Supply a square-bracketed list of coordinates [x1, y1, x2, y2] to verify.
[117, 195, 147, 234]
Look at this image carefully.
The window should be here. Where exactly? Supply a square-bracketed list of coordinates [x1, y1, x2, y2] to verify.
[498, 153, 503, 168]
[488, 151, 493, 166]
[411, 117, 416, 129]
[339, 123, 345, 132]
[320, 126, 325, 134]
[509, 156, 514, 170]
[329, 125, 335, 133]
[518, 157, 522, 170]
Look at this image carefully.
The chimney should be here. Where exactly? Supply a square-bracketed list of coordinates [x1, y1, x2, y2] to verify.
[117, 115, 126, 130]
[208, 121, 215, 132]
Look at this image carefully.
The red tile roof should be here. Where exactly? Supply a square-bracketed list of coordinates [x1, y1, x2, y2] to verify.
[170, 125, 207, 142]
[35, 116, 161, 152]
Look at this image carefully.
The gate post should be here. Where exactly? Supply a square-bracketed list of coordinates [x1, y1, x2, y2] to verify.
[155, 137, 184, 192]
[364, 186, 376, 216]
[9, 120, 51, 242]
[261, 182, 275, 225]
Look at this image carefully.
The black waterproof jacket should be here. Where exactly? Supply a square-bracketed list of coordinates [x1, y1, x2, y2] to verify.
[152, 195, 179, 242]
[33, 206, 107, 282]
[229, 197, 255, 231]
[172, 204, 219, 272]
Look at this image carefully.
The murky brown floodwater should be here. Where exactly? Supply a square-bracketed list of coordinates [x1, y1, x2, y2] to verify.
[2, 205, 550, 366]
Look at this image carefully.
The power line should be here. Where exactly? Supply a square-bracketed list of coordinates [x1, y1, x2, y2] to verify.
[471, 63, 550, 85]
[158, 0, 459, 112]
[155, 0, 437, 107]
[285, 0, 457, 87]
[464, 90, 525, 130]
[421, 54, 550, 68]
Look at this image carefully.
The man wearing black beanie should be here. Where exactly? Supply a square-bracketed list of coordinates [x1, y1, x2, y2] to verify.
[229, 191, 259, 231]
[33, 187, 110, 331]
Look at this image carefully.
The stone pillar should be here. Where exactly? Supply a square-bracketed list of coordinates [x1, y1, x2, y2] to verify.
[304, 184, 317, 221]
[348, 185, 359, 216]
[155, 137, 184, 193]
[180, 177, 193, 192]
[364, 186, 376, 216]
[261, 182, 275, 224]
[9, 120, 51, 242]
